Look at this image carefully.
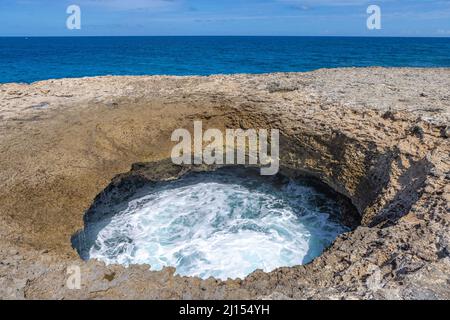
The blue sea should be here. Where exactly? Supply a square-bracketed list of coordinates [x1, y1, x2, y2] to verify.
[1, 36, 449, 84]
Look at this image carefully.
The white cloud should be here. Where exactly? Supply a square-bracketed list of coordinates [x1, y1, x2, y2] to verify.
[78, 0, 180, 11]
[437, 29, 450, 35]
[279, 0, 374, 7]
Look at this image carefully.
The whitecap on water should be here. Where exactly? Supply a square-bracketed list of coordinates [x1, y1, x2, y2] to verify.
[75, 168, 349, 280]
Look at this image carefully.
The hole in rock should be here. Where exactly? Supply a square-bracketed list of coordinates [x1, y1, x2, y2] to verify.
[72, 167, 357, 280]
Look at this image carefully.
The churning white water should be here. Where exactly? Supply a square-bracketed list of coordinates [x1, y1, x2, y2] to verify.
[75, 168, 349, 280]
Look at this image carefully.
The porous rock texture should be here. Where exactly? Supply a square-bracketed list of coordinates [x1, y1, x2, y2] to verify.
[0, 68, 449, 300]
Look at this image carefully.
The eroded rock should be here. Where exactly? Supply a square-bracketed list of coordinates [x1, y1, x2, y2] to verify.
[0, 68, 449, 300]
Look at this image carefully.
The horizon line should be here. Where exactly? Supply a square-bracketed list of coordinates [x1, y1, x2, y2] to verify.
[1, 35, 450, 38]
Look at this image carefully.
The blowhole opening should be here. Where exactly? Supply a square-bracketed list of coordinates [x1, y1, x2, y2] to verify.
[72, 165, 360, 280]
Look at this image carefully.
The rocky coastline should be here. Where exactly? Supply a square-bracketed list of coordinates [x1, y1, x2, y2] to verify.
[0, 67, 449, 299]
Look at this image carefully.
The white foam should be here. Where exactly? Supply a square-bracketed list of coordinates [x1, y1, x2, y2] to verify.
[87, 171, 348, 280]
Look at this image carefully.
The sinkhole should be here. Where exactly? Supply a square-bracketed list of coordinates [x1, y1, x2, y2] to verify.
[72, 166, 358, 280]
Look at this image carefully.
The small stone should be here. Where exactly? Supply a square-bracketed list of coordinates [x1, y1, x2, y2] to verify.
[410, 124, 424, 138]
[382, 111, 396, 121]
[105, 102, 119, 108]
[440, 126, 449, 139]
[31, 102, 49, 109]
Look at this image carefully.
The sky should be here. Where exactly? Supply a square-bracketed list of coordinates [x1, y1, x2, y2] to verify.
[0, 0, 450, 36]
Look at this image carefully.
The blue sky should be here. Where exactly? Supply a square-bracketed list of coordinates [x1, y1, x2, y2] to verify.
[1, 0, 450, 36]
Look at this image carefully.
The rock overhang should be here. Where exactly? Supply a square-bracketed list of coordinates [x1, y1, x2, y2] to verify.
[0, 68, 449, 299]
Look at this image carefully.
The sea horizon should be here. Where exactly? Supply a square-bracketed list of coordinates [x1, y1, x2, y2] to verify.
[1, 36, 450, 84]
[2, 35, 450, 38]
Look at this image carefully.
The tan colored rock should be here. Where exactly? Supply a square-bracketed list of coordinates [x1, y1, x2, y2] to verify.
[0, 68, 449, 300]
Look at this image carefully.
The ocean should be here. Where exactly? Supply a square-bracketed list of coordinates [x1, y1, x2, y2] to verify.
[1, 36, 449, 84]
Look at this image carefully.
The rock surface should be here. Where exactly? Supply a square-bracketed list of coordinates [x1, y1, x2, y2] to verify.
[0, 67, 449, 299]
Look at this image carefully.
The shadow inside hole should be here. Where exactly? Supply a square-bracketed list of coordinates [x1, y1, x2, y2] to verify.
[72, 165, 359, 279]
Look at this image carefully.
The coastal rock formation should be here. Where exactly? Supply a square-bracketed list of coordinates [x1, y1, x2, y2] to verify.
[0, 68, 449, 299]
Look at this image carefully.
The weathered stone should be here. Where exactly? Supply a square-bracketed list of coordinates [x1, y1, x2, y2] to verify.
[0, 68, 449, 300]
